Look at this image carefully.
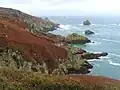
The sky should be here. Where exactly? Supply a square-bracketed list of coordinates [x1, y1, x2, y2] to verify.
[0, 0, 120, 16]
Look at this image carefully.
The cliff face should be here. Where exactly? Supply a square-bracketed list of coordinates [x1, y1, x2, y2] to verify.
[0, 7, 119, 90]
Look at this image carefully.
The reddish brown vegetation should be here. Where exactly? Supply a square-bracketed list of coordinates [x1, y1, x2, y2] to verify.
[0, 20, 67, 63]
[68, 75, 120, 85]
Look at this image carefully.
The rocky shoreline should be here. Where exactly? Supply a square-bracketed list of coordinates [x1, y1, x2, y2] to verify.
[0, 7, 108, 75]
[0, 7, 119, 90]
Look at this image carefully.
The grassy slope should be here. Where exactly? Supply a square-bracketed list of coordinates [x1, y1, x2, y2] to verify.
[0, 7, 119, 90]
[0, 68, 120, 90]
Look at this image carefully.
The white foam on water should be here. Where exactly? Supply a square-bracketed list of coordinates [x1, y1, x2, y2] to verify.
[87, 59, 97, 62]
[102, 38, 120, 43]
[79, 23, 97, 26]
[110, 24, 118, 26]
[87, 59, 103, 62]
[87, 42, 101, 46]
[59, 24, 65, 28]
[108, 60, 120, 66]
[93, 52, 102, 54]
[109, 53, 120, 58]
[100, 56, 109, 59]
[79, 24, 83, 26]
[59, 24, 71, 30]
[91, 24, 96, 26]
[94, 64, 100, 67]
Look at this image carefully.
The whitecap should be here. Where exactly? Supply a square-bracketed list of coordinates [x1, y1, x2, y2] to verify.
[59, 24, 71, 30]
[59, 24, 65, 28]
[91, 24, 96, 26]
[87, 59, 103, 62]
[110, 24, 118, 26]
[87, 42, 101, 46]
[93, 52, 102, 54]
[94, 64, 100, 67]
[102, 38, 120, 43]
[100, 56, 109, 59]
[79, 24, 83, 26]
[108, 60, 120, 66]
[87, 59, 96, 62]
[109, 53, 120, 58]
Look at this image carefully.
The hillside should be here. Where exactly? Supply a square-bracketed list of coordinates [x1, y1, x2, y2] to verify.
[0, 7, 119, 90]
[0, 68, 120, 90]
[0, 7, 58, 33]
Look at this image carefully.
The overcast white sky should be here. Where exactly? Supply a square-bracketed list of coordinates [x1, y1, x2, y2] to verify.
[0, 0, 120, 16]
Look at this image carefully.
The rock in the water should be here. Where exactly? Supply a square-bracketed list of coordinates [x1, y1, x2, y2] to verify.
[66, 33, 91, 44]
[83, 20, 91, 25]
[85, 30, 95, 35]
[81, 52, 108, 59]
[100, 52, 108, 56]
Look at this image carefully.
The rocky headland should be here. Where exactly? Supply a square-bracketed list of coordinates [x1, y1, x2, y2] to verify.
[0, 7, 118, 90]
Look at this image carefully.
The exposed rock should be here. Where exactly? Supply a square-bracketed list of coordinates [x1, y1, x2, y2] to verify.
[0, 20, 68, 74]
[85, 30, 95, 35]
[81, 61, 93, 69]
[73, 48, 86, 55]
[0, 7, 94, 75]
[66, 33, 91, 44]
[43, 33, 66, 43]
[67, 61, 93, 74]
[83, 20, 91, 25]
[0, 7, 59, 33]
[81, 52, 108, 59]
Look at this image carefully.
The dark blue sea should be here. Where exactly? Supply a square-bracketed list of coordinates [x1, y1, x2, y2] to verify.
[48, 16, 120, 79]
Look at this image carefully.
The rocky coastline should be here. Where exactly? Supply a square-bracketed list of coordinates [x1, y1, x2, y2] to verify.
[0, 7, 119, 90]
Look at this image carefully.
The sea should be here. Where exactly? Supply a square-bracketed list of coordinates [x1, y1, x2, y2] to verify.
[48, 16, 120, 80]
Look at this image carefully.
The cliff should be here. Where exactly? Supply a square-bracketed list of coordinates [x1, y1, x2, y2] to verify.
[0, 7, 119, 90]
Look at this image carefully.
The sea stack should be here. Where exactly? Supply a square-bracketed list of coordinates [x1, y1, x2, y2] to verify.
[83, 20, 91, 25]
[85, 30, 95, 35]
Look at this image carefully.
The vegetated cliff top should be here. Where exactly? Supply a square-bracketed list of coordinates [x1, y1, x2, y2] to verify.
[0, 7, 57, 32]
[0, 19, 67, 63]
[0, 68, 120, 90]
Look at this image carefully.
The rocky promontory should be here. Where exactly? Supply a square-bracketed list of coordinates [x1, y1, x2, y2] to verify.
[0, 7, 118, 90]
[66, 33, 91, 44]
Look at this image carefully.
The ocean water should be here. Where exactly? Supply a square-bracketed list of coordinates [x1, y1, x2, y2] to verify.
[48, 16, 120, 79]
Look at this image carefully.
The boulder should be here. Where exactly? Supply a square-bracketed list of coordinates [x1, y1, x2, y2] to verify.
[66, 33, 91, 44]
[85, 30, 95, 35]
[81, 52, 108, 59]
[83, 20, 91, 25]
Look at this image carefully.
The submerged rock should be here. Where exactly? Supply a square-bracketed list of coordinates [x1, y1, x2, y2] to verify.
[66, 33, 91, 44]
[85, 30, 95, 35]
[83, 20, 91, 25]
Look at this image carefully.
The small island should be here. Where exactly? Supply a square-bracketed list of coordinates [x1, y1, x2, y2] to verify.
[83, 20, 91, 25]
